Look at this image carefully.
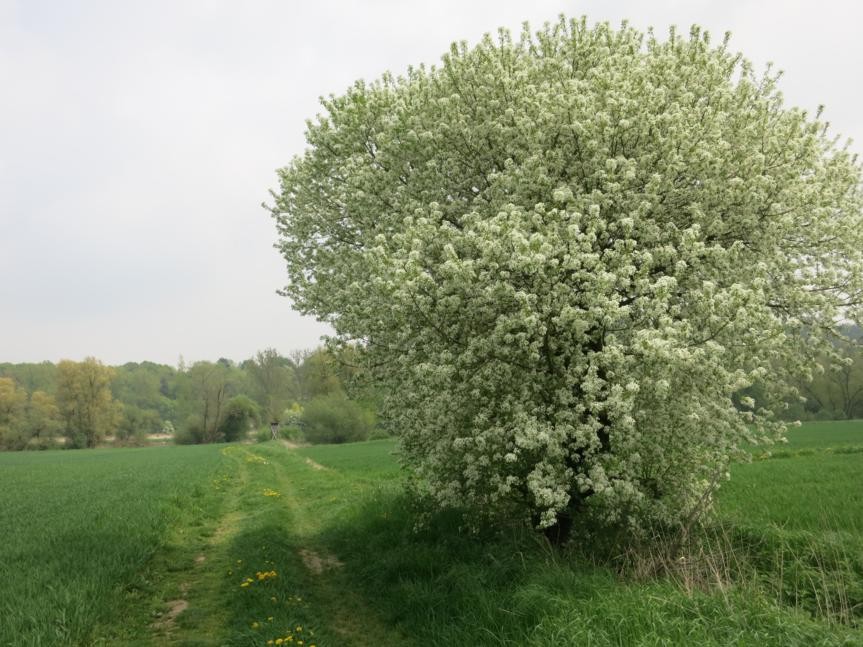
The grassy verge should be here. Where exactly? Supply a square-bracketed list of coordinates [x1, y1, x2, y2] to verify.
[292, 439, 863, 646]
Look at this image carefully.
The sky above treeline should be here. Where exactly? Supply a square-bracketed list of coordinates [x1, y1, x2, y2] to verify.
[1, 0, 861, 366]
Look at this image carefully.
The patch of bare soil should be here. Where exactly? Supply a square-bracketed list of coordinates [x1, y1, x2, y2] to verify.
[299, 548, 344, 574]
[304, 457, 327, 471]
[150, 599, 189, 631]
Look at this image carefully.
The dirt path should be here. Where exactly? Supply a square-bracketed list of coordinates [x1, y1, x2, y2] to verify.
[251, 443, 409, 646]
[145, 449, 252, 645]
[99, 443, 406, 646]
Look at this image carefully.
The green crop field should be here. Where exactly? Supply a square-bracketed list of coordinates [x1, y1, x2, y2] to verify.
[0, 445, 228, 646]
[1, 422, 862, 646]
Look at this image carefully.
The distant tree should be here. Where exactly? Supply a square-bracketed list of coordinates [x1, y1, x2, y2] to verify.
[23, 390, 62, 449]
[797, 337, 863, 420]
[0, 362, 57, 395]
[0, 377, 28, 450]
[218, 395, 260, 442]
[295, 349, 343, 400]
[245, 348, 298, 424]
[56, 358, 120, 448]
[271, 18, 863, 533]
[116, 404, 161, 445]
[179, 361, 235, 443]
[112, 362, 177, 422]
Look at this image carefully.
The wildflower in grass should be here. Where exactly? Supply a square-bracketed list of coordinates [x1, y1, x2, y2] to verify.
[275, 640, 283, 646]
[251, 621, 260, 629]
[263, 488, 281, 497]
[256, 570, 278, 581]
[268, 616, 274, 622]
[240, 582, 250, 588]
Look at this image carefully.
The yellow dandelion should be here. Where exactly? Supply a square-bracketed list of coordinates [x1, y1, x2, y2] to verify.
[240, 582, 250, 588]
[268, 616, 274, 622]
[251, 622, 260, 629]
[275, 640, 284, 646]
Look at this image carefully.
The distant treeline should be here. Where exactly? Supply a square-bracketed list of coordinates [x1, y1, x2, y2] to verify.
[0, 348, 382, 451]
[1, 325, 861, 451]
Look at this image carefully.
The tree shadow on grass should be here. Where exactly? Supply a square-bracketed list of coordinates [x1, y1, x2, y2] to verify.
[218, 484, 863, 646]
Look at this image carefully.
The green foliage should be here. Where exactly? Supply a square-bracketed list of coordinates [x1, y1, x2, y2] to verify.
[302, 393, 372, 444]
[177, 361, 238, 443]
[254, 426, 272, 443]
[795, 331, 863, 420]
[218, 394, 260, 443]
[294, 349, 343, 400]
[112, 361, 177, 424]
[174, 414, 206, 445]
[22, 390, 62, 449]
[0, 377, 28, 450]
[279, 424, 304, 442]
[56, 358, 121, 449]
[244, 348, 298, 424]
[116, 404, 161, 446]
[0, 361, 58, 394]
[271, 17, 863, 531]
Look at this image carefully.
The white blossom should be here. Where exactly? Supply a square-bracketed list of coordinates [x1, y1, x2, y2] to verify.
[270, 18, 863, 531]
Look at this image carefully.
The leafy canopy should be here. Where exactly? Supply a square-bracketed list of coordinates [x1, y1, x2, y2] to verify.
[271, 18, 863, 530]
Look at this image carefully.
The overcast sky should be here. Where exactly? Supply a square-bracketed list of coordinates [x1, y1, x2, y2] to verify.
[1, 1, 860, 366]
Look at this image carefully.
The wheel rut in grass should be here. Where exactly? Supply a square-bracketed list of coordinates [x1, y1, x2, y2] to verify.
[106, 443, 407, 646]
[246, 443, 411, 646]
[144, 447, 252, 645]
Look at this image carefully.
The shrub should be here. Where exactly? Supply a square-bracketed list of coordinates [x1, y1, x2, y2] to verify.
[175, 415, 206, 445]
[218, 395, 260, 443]
[302, 394, 371, 444]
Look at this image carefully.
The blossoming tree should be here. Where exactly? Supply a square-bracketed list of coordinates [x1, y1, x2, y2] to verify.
[270, 18, 863, 532]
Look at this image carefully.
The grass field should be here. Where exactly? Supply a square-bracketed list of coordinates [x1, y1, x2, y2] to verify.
[0, 445, 228, 646]
[0, 422, 861, 645]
